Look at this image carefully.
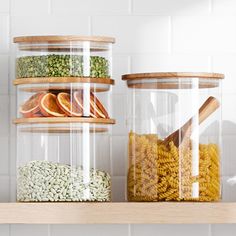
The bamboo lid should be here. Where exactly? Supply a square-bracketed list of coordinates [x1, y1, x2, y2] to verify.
[14, 77, 114, 86]
[122, 72, 224, 89]
[14, 35, 115, 44]
[14, 117, 115, 125]
[122, 72, 224, 80]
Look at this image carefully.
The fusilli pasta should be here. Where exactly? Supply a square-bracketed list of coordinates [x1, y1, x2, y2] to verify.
[127, 131, 220, 202]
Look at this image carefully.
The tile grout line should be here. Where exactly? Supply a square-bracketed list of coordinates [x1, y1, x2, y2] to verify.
[168, 16, 172, 54]
[128, 224, 132, 236]
[8, 0, 12, 205]
[48, 0, 52, 15]
[208, 224, 212, 236]
[48, 224, 51, 236]
[88, 15, 92, 35]
[208, 56, 213, 72]
[209, 0, 213, 14]
[128, 0, 133, 14]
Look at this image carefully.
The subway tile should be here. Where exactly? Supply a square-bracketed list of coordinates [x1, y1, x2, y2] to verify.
[212, 55, 236, 92]
[0, 55, 9, 95]
[112, 54, 129, 94]
[0, 137, 9, 175]
[222, 135, 236, 176]
[222, 176, 236, 202]
[51, 0, 129, 15]
[9, 51, 15, 96]
[0, 95, 9, 136]
[10, 176, 16, 202]
[51, 225, 129, 236]
[131, 224, 209, 236]
[11, 0, 50, 16]
[222, 92, 236, 125]
[0, 225, 9, 236]
[0, 176, 9, 202]
[111, 176, 126, 202]
[212, 224, 236, 236]
[112, 94, 128, 135]
[131, 54, 210, 73]
[11, 15, 89, 36]
[212, 0, 236, 15]
[0, 0, 9, 13]
[92, 16, 170, 54]
[172, 16, 236, 54]
[0, 15, 9, 53]
[222, 119, 236, 135]
[133, 0, 210, 15]
[10, 225, 49, 236]
[112, 136, 127, 176]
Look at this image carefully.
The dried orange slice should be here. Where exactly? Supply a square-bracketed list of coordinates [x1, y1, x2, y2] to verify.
[90, 92, 109, 118]
[57, 92, 82, 117]
[39, 93, 65, 117]
[73, 91, 109, 118]
[31, 111, 44, 117]
[19, 92, 44, 118]
[73, 91, 96, 118]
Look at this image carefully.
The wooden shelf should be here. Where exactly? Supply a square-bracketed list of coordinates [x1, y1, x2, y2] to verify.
[0, 202, 236, 224]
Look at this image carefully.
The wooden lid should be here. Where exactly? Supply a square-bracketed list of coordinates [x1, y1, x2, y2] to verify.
[122, 72, 224, 80]
[122, 72, 224, 89]
[14, 117, 116, 125]
[14, 35, 115, 44]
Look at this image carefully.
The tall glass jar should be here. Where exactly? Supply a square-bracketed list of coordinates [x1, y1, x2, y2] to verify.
[122, 72, 224, 202]
[14, 35, 115, 202]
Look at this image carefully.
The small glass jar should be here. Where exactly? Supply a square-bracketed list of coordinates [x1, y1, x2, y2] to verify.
[14, 35, 115, 202]
[122, 72, 224, 202]
[14, 35, 114, 79]
[16, 122, 113, 202]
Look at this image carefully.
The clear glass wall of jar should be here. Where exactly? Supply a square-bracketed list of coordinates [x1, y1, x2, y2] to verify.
[122, 72, 224, 202]
[14, 35, 115, 202]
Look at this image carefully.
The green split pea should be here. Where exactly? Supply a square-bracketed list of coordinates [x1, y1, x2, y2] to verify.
[16, 54, 110, 78]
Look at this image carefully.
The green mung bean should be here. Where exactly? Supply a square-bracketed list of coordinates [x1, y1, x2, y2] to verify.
[17, 160, 111, 202]
[16, 54, 110, 78]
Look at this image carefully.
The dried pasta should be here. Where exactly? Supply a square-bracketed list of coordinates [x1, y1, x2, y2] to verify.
[127, 131, 220, 202]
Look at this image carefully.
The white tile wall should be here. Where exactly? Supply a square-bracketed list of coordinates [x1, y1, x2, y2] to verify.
[133, 0, 210, 15]
[131, 224, 210, 236]
[51, 0, 130, 15]
[10, 225, 49, 236]
[11, 0, 50, 16]
[172, 16, 236, 54]
[0, 0, 236, 235]
[92, 16, 170, 53]
[51, 225, 129, 236]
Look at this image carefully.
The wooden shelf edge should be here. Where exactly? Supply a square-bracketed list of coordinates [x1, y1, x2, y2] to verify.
[0, 202, 236, 224]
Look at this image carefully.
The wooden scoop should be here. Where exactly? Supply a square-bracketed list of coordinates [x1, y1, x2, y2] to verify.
[163, 96, 220, 147]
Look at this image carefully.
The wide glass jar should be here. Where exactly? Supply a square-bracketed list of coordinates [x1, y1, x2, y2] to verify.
[14, 35, 115, 202]
[122, 72, 224, 202]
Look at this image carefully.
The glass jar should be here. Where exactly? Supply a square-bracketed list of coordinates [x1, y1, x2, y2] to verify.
[14, 35, 115, 202]
[122, 72, 224, 202]
[14, 35, 114, 79]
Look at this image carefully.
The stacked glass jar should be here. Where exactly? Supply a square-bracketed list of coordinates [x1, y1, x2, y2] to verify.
[14, 35, 115, 202]
[123, 72, 224, 202]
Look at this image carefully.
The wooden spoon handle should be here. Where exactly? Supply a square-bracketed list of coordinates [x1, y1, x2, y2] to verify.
[182, 96, 220, 136]
[198, 96, 220, 124]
